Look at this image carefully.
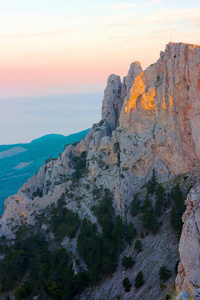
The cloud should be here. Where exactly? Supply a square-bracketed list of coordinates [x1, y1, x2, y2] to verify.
[105, 0, 161, 12]
[99, 7, 200, 48]
[0, 28, 76, 39]
[123, 7, 200, 27]
[151, 0, 162, 4]
[106, 3, 138, 11]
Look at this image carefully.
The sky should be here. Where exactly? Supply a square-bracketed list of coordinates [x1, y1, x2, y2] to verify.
[0, 92, 103, 144]
[0, 0, 200, 143]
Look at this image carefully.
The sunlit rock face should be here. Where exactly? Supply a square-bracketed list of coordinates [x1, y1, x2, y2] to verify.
[89, 42, 200, 207]
[119, 43, 200, 176]
[176, 183, 200, 292]
[1, 42, 200, 237]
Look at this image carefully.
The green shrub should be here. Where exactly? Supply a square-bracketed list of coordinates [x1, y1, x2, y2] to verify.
[155, 185, 166, 216]
[57, 193, 66, 207]
[142, 210, 159, 234]
[85, 183, 90, 190]
[122, 277, 132, 292]
[49, 207, 80, 241]
[125, 222, 137, 245]
[134, 240, 142, 253]
[98, 119, 104, 126]
[32, 187, 43, 199]
[14, 281, 31, 300]
[130, 194, 141, 217]
[170, 184, 185, 234]
[159, 265, 171, 281]
[147, 169, 157, 193]
[135, 271, 144, 288]
[71, 151, 87, 181]
[187, 185, 193, 193]
[102, 254, 118, 274]
[92, 186, 101, 199]
[114, 142, 120, 153]
[140, 195, 152, 213]
[122, 256, 135, 269]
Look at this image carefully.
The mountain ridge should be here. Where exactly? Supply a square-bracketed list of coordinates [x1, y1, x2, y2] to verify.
[1, 42, 200, 299]
[0, 129, 90, 215]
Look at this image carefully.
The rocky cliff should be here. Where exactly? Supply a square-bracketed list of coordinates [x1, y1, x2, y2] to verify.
[1, 42, 200, 235]
[1, 42, 200, 298]
[176, 183, 200, 294]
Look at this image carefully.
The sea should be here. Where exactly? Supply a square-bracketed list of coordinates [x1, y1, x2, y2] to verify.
[0, 92, 103, 215]
[0, 92, 103, 145]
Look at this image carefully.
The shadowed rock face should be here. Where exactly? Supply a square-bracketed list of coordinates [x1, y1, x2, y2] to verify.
[1, 42, 200, 239]
[176, 183, 200, 292]
[102, 74, 122, 132]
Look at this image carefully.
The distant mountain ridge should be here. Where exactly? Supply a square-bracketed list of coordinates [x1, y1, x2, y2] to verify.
[0, 129, 90, 215]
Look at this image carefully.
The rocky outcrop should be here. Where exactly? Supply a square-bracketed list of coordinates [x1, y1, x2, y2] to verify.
[119, 43, 200, 177]
[176, 183, 200, 292]
[102, 74, 122, 131]
[1, 42, 200, 239]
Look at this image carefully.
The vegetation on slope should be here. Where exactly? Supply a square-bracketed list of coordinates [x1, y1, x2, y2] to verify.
[0, 229, 89, 300]
[78, 188, 137, 284]
[0, 165, 192, 299]
[0, 188, 137, 299]
[130, 170, 186, 236]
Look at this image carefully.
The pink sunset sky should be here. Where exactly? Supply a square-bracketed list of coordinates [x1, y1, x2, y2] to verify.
[0, 0, 200, 98]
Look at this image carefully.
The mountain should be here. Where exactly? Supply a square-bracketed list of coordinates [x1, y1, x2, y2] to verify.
[0, 129, 90, 215]
[1, 42, 200, 299]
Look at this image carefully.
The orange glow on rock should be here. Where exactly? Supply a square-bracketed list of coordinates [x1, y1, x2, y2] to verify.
[124, 73, 157, 113]
[124, 73, 145, 113]
[168, 94, 173, 109]
[162, 97, 167, 110]
[141, 87, 156, 110]
[197, 79, 200, 91]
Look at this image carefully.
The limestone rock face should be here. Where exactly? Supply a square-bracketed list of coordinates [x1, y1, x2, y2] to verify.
[121, 61, 143, 101]
[119, 43, 200, 176]
[1, 42, 200, 239]
[176, 183, 200, 292]
[102, 74, 122, 131]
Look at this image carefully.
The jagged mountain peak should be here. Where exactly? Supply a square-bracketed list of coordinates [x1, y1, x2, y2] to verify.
[1, 42, 200, 298]
[1, 41, 200, 237]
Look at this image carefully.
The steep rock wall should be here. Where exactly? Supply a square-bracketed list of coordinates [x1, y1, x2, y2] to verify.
[176, 183, 200, 292]
[1, 42, 200, 238]
[119, 43, 200, 176]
